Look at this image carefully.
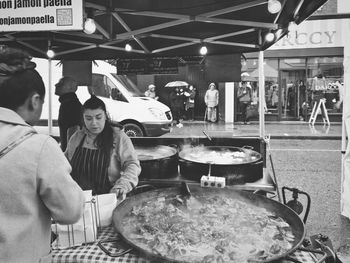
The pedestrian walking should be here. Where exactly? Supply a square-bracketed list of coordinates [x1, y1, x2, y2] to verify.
[144, 84, 159, 100]
[170, 87, 185, 127]
[184, 85, 196, 120]
[204, 83, 219, 122]
[237, 81, 252, 124]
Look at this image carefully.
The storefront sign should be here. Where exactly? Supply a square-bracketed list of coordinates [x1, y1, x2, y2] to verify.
[117, 58, 178, 75]
[0, 0, 83, 32]
[270, 19, 346, 50]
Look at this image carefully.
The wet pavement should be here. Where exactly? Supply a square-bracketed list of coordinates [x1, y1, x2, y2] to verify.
[163, 120, 342, 140]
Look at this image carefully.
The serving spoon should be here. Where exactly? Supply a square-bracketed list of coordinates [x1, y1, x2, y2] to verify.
[181, 181, 202, 210]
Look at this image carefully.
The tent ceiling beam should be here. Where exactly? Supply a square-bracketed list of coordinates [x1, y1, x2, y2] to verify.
[3, 34, 45, 55]
[55, 31, 105, 40]
[54, 38, 96, 46]
[194, 17, 278, 29]
[112, 12, 150, 53]
[152, 42, 196, 54]
[205, 28, 257, 41]
[210, 40, 258, 48]
[112, 19, 190, 41]
[293, 0, 305, 20]
[149, 34, 200, 42]
[99, 44, 145, 53]
[55, 45, 97, 57]
[200, 0, 266, 17]
[273, 0, 286, 24]
[95, 22, 111, 39]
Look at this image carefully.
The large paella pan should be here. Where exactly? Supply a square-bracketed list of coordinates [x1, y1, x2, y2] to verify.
[113, 184, 305, 263]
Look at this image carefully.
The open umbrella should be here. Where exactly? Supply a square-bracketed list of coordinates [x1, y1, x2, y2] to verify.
[165, 81, 189, 87]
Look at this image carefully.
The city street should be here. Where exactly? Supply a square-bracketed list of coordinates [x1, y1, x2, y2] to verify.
[269, 139, 350, 254]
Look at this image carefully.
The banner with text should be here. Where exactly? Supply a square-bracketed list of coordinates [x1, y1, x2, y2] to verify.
[270, 19, 346, 50]
[0, 0, 83, 32]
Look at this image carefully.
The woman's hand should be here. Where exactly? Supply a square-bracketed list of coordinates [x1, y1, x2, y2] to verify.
[110, 186, 127, 201]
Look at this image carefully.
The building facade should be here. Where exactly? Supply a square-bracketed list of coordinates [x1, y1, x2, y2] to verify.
[242, 0, 349, 122]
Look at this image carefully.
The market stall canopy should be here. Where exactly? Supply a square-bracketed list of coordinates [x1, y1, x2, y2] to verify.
[0, 0, 328, 60]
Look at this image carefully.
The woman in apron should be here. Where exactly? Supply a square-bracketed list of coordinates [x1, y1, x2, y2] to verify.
[65, 95, 141, 200]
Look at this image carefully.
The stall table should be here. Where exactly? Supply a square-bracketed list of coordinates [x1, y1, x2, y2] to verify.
[52, 136, 324, 263]
[52, 226, 322, 263]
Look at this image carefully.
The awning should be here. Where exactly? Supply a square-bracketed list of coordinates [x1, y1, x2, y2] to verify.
[0, 0, 328, 60]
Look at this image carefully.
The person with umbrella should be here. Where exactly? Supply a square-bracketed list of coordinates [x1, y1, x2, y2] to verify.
[169, 86, 186, 127]
[184, 85, 196, 121]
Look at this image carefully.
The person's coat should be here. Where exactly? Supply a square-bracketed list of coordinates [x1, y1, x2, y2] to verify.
[204, 89, 219, 108]
[0, 107, 84, 263]
[65, 127, 140, 193]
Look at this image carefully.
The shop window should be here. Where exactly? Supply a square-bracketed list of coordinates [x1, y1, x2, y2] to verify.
[241, 59, 278, 116]
[306, 57, 343, 113]
[280, 58, 306, 119]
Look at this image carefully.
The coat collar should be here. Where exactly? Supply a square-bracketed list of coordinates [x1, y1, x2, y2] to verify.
[58, 92, 79, 103]
[0, 107, 32, 127]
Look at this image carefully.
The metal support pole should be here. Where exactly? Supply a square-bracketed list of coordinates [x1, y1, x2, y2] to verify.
[258, 51, 265, 138]
[48, 59, 53, 135]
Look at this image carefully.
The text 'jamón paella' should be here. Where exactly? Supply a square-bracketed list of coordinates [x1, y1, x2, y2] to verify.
[121, 192, 296, 263]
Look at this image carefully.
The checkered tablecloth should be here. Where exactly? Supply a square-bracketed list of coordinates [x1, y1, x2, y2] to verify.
[52, 226, 149, 263]
[52, 226, 319, 263]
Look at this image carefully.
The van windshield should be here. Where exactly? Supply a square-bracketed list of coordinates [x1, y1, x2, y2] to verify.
[111, 73, 144, 97]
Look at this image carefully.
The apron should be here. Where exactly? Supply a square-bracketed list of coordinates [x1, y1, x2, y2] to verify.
[70, 135, 112, 195]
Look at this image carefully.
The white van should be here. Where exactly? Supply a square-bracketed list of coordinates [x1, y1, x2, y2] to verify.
[35, 59, 172, 137]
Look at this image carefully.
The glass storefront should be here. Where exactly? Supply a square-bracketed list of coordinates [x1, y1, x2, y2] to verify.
[306, 57, 343, 115]
[240, 56, 343, 121]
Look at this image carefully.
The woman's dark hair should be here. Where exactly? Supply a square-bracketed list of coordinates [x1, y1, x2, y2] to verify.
[83, 95, 114, 155]
[0, 47, 45, 110]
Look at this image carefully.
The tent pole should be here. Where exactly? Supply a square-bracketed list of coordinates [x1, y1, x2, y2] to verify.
[341, 21, 350, 218]
[258, 51, 265, 138]
[48, 58, 53, 135]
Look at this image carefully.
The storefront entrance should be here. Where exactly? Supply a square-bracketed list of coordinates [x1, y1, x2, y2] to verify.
[279, 68, 306, 121]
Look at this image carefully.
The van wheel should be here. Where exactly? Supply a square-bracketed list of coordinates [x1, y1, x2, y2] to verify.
[123, 123, 145, 137]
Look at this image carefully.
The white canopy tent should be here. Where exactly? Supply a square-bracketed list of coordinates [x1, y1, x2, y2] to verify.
[340, 20, 350, 219]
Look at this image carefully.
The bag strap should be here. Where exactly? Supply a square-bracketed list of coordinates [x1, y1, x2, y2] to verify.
[0, 132, 35, 159]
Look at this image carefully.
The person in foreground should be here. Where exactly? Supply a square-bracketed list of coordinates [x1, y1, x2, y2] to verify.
[65, 95, 141, 199]
[0, 47, 85, 263]
[55, 76, 82, 151]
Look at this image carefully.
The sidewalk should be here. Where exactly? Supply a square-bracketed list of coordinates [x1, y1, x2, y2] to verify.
[165, 120, 342, 140]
